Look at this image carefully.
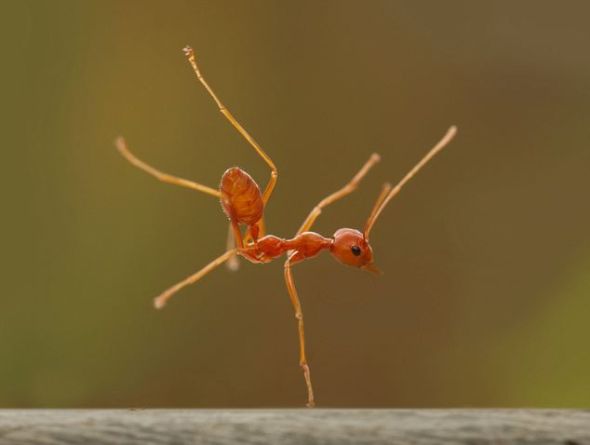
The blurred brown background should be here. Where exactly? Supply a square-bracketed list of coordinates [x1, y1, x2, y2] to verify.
[2, 1, 590, 407]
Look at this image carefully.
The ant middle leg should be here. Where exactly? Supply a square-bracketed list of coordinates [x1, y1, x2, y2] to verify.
[297, 153, 381, 235]
[154, 249, 237, 309]
[284, 253, 315, 407]
[183, 46, 278, 205]
[226, 218, 266, 271]
[116, 137, 221, 198]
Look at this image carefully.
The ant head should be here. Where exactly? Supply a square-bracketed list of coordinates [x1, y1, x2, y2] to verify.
[330, 228, 380, 275]
[328, 181, 391, 275]
[328, 125, 458, 276]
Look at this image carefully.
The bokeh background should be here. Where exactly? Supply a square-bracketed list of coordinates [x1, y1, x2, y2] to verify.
[3, 1, 590, 407]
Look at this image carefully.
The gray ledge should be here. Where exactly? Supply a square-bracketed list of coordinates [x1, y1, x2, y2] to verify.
[0, 409, 588, 445]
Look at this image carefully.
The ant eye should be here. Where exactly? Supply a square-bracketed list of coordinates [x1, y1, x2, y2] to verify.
[351, 245, 362, 256]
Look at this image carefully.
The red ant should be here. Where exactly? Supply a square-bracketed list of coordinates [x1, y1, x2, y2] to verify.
[116, 46, 457, 407]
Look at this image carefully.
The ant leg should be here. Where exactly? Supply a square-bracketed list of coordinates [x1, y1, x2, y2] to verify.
[243, 218, 266, 246]
[225, 223, 240, 271]
[297, 153, 381, 235]
[284, 253, 315, 407]
[183, 47, 278, 204]
[255, 218, 266, 238]
[230, 220, 244, 248]
[116, 137, 221, 198]
[154, 249, 237, 309]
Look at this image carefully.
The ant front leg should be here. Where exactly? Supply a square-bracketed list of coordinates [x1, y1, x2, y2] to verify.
[297, 153, 380, 235]
[284, 252, 315, 407]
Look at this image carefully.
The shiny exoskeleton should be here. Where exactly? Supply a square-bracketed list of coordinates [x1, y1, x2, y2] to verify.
[116, 45, 457, 408]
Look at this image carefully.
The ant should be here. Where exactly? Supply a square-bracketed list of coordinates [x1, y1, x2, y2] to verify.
[116, 46, 457, 407]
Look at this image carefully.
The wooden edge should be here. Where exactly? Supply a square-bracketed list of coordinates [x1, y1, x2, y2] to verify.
[0, 409, 589, 445]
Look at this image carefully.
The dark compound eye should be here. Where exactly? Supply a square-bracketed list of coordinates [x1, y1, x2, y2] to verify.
[351, 245, 362, 256]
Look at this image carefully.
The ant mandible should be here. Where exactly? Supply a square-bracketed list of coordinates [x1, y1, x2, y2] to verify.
[116, 46, 457, 408]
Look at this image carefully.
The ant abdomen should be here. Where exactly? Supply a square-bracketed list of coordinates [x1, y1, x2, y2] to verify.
[220, 167, 264, 225]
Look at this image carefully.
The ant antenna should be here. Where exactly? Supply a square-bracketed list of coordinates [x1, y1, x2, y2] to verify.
[364, 182, 392, 241]
[363, 126, 457, 239]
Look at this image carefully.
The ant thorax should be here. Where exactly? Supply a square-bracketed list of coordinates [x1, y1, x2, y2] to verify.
[239, 232, 333, 264]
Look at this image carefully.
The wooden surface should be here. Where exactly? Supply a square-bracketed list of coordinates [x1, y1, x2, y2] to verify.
[0, 409, 588, 445]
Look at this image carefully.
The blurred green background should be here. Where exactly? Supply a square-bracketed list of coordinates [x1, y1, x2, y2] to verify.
[2, 1, 590, 407]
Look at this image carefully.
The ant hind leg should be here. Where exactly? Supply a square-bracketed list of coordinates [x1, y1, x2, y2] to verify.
[226, 223, 240, 271]
[116, 137, 221, 198]
[183, 46, 278, 205]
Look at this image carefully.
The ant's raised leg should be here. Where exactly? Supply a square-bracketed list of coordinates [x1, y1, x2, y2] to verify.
[297, 153, 381, 235]
[284, 253, 315, 407]
[183, 46, 278, 205]
[116, 137, 221, 198]
[154, 249, 237, 309]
